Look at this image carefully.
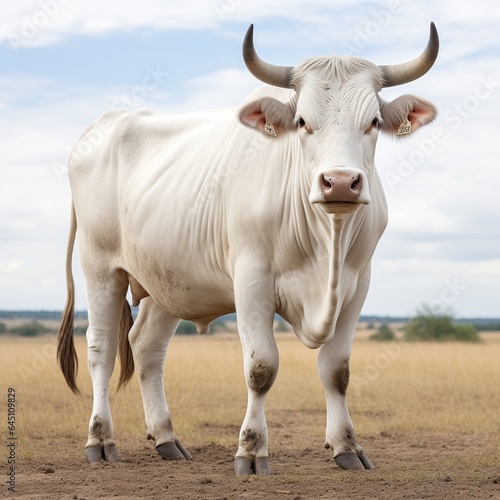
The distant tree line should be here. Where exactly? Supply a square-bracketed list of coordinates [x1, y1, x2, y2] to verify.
[470, 321, 500, 331]
[369, 304, 482, 343]
[0, 319, 227, 337]
[0, 321, 53, 337]
[0, 310, 88, 320]
[0, 308, 496, 339]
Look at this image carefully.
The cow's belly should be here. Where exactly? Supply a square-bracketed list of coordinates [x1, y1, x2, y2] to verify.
[122, 235, 235, 324]
[139, 268, 235, 323]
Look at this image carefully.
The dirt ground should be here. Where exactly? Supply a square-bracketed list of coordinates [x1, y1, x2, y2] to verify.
[3, 333, 500, 499]
[11, 423, 500, 499]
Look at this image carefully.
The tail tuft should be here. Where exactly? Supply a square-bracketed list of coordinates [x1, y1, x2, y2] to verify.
[57, 203, 80, 395]
[117, 300, 135, 391]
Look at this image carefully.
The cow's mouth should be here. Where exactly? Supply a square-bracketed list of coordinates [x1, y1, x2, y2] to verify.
[320, 201, 362, 214]
[324, 201, 357, 205]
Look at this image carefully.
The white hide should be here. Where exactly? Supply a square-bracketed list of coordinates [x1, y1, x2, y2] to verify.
[67, 55, 436, 471]
[71, 88, 388, 349]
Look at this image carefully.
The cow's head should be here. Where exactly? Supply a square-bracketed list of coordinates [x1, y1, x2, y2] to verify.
[239, 24, 438, 215]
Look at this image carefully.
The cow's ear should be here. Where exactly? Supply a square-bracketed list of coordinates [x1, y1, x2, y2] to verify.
[380, 95, 437, 137]
[239, 97, 295, 137]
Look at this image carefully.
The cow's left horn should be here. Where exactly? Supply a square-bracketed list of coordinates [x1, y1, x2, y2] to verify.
[380, 22, 439, 88]
[242, 24, 294, 89]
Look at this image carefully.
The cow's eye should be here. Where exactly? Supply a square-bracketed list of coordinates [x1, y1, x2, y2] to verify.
[371, 117, 379, 128]
[297, 117, 306, 128]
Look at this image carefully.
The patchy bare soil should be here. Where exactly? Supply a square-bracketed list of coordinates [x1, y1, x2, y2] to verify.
[3, 334, 500, 499]
[12, 426, 500, 499]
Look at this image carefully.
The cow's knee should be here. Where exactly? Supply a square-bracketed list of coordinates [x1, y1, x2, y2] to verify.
[332, 359, 350, 395]
[248, 361, 277, 396]
[318, 354, 351, 396]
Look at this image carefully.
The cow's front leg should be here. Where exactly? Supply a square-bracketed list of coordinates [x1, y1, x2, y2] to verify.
[317, 320, 374, 470]
[128, 298, 192, 461]
[233, 259, 278, 475]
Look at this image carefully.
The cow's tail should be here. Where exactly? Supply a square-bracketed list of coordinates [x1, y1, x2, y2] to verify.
[57, 204, 134, 394]
[117, 300, 135, 391]
[57, 203, 136, 394]
[57, 202, 80, 394]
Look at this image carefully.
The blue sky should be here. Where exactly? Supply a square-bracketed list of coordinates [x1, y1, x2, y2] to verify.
[1, 0, 499, 317]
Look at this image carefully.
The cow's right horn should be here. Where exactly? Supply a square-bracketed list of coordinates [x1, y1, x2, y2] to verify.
[242, 24, 293, 89]
[380, 22, 439, 87]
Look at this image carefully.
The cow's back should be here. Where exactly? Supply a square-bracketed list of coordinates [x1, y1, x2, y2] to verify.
[69, 107, 254, 321]
[70, 107, 229, 241]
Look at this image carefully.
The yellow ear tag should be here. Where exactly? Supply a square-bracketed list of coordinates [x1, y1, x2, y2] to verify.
[397, 119, 412, 136]
[264, 122, 277, 137]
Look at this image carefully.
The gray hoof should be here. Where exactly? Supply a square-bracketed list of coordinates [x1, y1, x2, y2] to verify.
[357, 451, 374, 469]
[156, 439, 192, 460]
[103, 443, 119, 463]
[254, 456, 270, 475]
[234, 456, 270, 475]
[334, 451, 373, 470]
[234, 456, 252, 475]
[85, 443, 118, 464]
[174, 439, 193, 460]
[85, 445, 103, 464]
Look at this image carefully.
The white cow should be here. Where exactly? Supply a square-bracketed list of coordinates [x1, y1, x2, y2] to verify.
[58, 24, 439, 474]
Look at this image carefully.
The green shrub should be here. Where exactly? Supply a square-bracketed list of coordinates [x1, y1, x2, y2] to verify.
[369, 323, 396, 341]
[453, 323, 481, 342]
[9, 322, 52, 337]
[404, 305, 481, 343]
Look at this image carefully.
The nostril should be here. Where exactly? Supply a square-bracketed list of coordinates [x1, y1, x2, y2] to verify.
[322, 176, 333, 190]
[350, 175, 361, 192]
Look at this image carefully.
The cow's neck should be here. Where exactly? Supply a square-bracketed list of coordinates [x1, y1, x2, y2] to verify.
[297, 213, 352, 348]
[313, 215, 348, 340]
[283, 159, 369, 349]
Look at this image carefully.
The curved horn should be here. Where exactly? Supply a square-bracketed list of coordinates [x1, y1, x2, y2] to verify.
[380, 22, 439, 88]
[242, 24, 293, 89]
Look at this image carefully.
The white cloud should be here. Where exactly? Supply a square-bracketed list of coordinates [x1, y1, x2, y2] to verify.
[367, 256, 500, 317]
[1, 0, 218, 49]
[0, 0, 349, 49]
[163, 69, 256, 113]
[0, 259, 24, 274]
[2, 0, 497, 51]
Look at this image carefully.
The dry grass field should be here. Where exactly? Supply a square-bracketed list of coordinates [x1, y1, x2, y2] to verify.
[1, 329, 499, 499]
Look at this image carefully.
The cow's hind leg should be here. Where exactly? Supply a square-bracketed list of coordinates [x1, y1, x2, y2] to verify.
[317, 317, 374, 470]
[233, 259, 278, 475]
[84, 270, 129, 463]
[128, 298, 191, 460]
